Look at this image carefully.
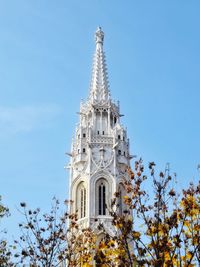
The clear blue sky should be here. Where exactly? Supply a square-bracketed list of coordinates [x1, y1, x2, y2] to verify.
[1, 0, 200, 238]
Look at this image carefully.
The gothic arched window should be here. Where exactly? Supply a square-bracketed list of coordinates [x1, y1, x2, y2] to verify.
[96, 178, 109, 216]
[80, 187, 86, 218]
[99, 183, 106, 215]
[76, 182, 86, 219]
[118, 183, 126, 216]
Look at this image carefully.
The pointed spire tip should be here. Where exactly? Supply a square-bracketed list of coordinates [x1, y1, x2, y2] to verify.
[89, 27, 110, 103]
[95, 26, 104, 45]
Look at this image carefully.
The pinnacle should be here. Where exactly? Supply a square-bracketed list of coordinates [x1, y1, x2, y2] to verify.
[89, 28, 110, 104]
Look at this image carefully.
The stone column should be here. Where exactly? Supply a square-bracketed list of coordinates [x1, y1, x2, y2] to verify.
[100, 110, 103, 134]
[108, 109, 110, 134]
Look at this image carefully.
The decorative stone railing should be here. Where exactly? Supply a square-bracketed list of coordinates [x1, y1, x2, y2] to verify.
[90, 135, 114, 144]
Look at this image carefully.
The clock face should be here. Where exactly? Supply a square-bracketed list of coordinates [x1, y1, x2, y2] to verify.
[91, 146, 114, 174]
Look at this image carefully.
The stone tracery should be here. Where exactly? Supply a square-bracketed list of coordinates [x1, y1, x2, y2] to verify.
[67, 27, 132, 235]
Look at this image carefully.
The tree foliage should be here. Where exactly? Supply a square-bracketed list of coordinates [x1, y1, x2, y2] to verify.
[1, 160, 200, 266]
[14, 199, 96, 267]
[104, 159, 200, 266]
[0, 196, 14, 267]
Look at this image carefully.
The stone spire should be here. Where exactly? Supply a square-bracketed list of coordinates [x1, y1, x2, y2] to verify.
[89, 27, 110, 103]
[68, 28, 132, 239]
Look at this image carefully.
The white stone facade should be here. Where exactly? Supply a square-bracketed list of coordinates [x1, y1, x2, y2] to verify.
[68, 27, 132, 234]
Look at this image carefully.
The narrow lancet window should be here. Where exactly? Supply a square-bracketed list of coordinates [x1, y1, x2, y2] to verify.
[99, 183, 106, 215]
[84, 188, 86, 217]
[118, 184, 125, 216]
[99, 186, 101, 215]
[80, 187, 86, 218]
[81, 188, 84, 218]
[77, 182, 87, 219]
[119, 189, 123, 215]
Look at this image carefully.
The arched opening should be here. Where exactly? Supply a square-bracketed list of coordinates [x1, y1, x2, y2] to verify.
[96, 178, 109, 216]
[118, 183, 126, 216]
[76, 182, 86, 219]
[99, 183, 106, 215]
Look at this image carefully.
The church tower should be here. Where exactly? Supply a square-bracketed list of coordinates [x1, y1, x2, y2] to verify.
[68, 27, 132, 235]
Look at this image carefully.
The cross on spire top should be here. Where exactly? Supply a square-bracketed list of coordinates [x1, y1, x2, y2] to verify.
[95, 27, 104, 46]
